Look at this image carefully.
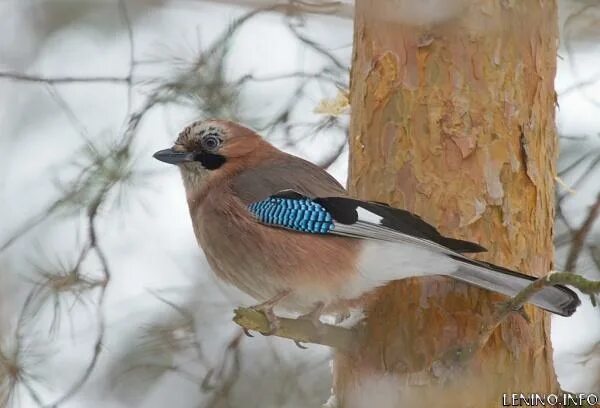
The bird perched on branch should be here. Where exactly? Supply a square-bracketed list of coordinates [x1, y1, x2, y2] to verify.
[154, 119, 580, 332]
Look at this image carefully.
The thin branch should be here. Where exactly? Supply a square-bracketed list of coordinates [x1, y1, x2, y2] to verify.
[290, 0, 347, 14]
[232, 308, 357, 351]
[0, 208, 56, 253]
[0, 291, 52, 407]
[590, 244, 600, 271]
[558, 153, 600, 204]
[46, 85, 90, 138]
[201, 332, 243, 408]
[427, 271, 600, 376]
[175, 0, 353, 19]
[0, 5, 271, 254]
[558, 150, 596, 178]
[147, 290, 210, 367]
[44, 197, 111, 407]
[564, 192, 600, 272]
[287, 21, 347, 70]
[0, 72, 130, 84]
[20, 379, 44, 407]
[558, 72, 600, 97]
[547, 272, 600, 305]
[563, 2, 600, 109]
[237, 70, 343, 85]
[118, 0, 136, 115]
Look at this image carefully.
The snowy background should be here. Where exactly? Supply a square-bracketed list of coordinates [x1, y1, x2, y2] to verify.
[0, 1, 598, 407]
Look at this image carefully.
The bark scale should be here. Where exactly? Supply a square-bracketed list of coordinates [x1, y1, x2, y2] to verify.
[335, 1, 559, 406]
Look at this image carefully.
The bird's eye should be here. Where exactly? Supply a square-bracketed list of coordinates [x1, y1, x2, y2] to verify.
[201, 134, 221, 152]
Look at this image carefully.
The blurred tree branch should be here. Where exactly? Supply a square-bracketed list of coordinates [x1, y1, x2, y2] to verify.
[45, 196, 112, 407]
[565, 193, 600, 272]
[0, 72, 131, 84]
[189, 0, 353, 18]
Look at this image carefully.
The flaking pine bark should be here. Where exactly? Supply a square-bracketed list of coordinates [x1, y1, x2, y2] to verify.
[335, 0, 561, 406]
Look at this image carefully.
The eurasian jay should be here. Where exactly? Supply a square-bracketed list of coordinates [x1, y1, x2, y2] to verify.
[153, 119, 580, 331]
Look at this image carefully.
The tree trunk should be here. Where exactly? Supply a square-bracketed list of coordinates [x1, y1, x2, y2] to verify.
[335, 1, 559, 406]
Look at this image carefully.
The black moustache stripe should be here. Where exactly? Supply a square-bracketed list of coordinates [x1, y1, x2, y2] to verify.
[194, 152, 226, 170]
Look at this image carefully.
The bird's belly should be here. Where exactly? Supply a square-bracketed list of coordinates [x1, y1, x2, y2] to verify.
[342, 240, 457, 300]
[196, 216, 362, 313]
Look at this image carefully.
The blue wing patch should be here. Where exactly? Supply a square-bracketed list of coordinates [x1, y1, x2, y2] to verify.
[248, 197, 334, 234]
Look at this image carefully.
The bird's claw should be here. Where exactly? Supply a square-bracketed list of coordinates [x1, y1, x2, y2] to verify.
[247, 291, 289, 336]
[250, 304, 280, 336]
[243, 328, 254, 337]
[297, 302, 325, 331]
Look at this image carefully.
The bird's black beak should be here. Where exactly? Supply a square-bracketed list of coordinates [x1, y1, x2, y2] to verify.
[153, 148, 195, 165]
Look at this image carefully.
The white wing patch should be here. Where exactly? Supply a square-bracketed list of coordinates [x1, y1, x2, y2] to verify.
[356, 207, 383, 224]
[338, 240, 458, 300]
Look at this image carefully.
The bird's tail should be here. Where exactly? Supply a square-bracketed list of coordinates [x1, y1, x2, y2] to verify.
[448, 256, 580, 317]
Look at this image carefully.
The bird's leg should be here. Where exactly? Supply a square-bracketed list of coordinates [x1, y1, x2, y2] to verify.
[249, 290, 290, 335]
[297, 301, 325, 327]
[294, 302, 325, 349]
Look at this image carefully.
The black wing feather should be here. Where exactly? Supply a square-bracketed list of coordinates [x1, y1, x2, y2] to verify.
[314, 196, 487, 253]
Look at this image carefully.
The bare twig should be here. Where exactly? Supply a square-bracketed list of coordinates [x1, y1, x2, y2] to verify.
[565, 193, 600, 272]
[174, 0, 353, 18]
[118, 0, 136, 115]
[148, 291, 210, 367]
[45, 197, 111, 407]
[590, 244, 600, 271]
[287, 21, 347, 70]
[0, 4, 287, 255]
[0, 207, 58, 253]
[201, 332, 244, 408]
[236, 69, 344, 86]
[555, 199, 575, 248]
[547, 272, 600, 305]
[46, 85, 90, 138]
[563, 2, 600, 109]
[290, 0, 347, 14]
[558, 154, 600, 204]
[558, 72, 600, 97]
[0, 72, 130, 84]
[427, 271, 599, 376]
[232, 308, 356, 351]
[0, 291, 53, 407]
[558, 150, 597, 178]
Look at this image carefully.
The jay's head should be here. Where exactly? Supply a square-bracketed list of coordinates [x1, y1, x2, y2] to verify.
[153, 119, 265, 187]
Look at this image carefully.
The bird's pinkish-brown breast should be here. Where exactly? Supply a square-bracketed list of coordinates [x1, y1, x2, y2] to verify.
[188, 181, 362, 313]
